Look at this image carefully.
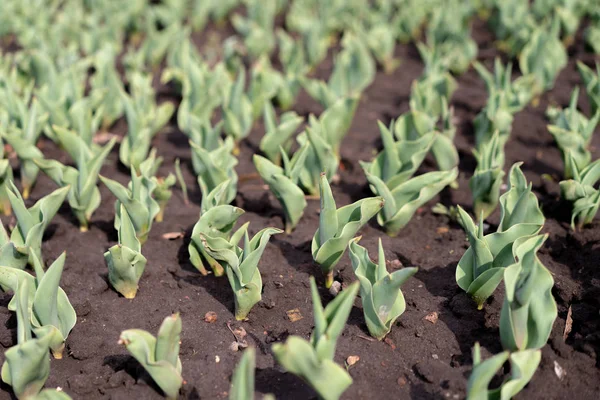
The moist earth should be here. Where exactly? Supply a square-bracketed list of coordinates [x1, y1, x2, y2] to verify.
[1, 17, 599, 400]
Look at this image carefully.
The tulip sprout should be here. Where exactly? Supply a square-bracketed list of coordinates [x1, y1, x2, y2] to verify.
[547, 87, 600, 179]
[100, 170, 160, 244]
[559, 155, 600, 229]
[0, 252, 76, 359]
[360, 122, 457, 235]
[500, 235, 557, 351]
[35, 126, 116, 231]
[104, 204, 148, 299]
[200, 227, 282, 320]
[474, 58, 536, 115]
[247, 57, 282, 120]
[231, 0, 277, 59]
[519, 18, 567, 93]
[272, 278, 359, 400]
[456, 163, 545, 309]
[466, 343, 541, 400]
[258, 102, 303, 165]
[348, 239, 417, 340]
[7, 183, 70, 266]
[577, 61, 600, 116]
[1, 279, 54, 399]
[229, 348, 256, 400]
[0, 221, 28, 270]
[189, 198, 246, 276]
[119, 314, 183, 400]
[253, 149, 308, 233]
[425, 0, 477, 74]
[0, 137, 14, 215]
[138, 150, 176, 223]
[410, 44, 458, 119]
[312, 174, 384, 288]
[190, 137, 239, 205]
[118, 72, 175, 170]
[3, 100, 47, 199]
[470, 132, 505, 221]
[222, 67, 254, 142]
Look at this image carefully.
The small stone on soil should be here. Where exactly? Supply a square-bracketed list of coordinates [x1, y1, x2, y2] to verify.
[554, 360, 566, 380]
[329, 281, 341, 296]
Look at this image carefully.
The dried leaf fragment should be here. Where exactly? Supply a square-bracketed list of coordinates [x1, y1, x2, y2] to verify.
[162, 231, 184, 240]
[436, 226, 449, 234]
[563, 305, 572, 341]
[424, 312, 438, 324]
[204, 312, 217, 323]
[346, 355, 360, 367]
[286, 308, 303, 322]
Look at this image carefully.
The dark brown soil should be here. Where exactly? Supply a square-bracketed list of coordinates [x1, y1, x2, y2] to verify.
[1, 18, 600, 400]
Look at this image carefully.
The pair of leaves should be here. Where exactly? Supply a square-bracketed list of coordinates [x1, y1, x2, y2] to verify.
[0, 252, 76, 360]
[36, 126, 116, 231]
[466, 343, 541, 400]
[456, 163, 545, 308]
[500, 235, 557, 352]
[272, 277, 359, 400]
[200, 227, 282, 320]
[7, 183, 70, 266]
[104, 204, 147, 299]
[119, 314, 183, 399]
[348, 239, 417, 340]
[254, 152, 307, 233]
[312, 174, 384, 287]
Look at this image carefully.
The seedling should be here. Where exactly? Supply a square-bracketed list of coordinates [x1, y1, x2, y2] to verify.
[222, 67, 254, 142]
[456, 163, 545, 309]
[0, 137, 14, 215]
[312, 174, 384, 288]
[547, 87, 600, 179]
[7, 183, 69, 266]
[577, 61, 600, 116]
[410, 43, 458, 119]
[470, 132, 505, 221]
[559, 155, 600, 229]
[189, 198, 245, 276]
[0, 252, 76, 359]
[425, 0, 477, 74]
[258, 102, 303, 165]
[190, 137, 238, 206]
[348, 239, 417, 340]
[118, 72, 175, 170]
[100, 170, 160, 244]
[138, 150, 176, 223]
[254, 149, 308, 233]
[104, 204, 147, 299]
[519, 17, 567, 93]
[232, 0, 277, 59]
[35, 126, 116, 231]
[229, 348, 256, 400]
[272, 278, 359, 400]
[295, 122, 339, 196]
[2, 99, 47, 198]
[474, 58, 536, 114]
[200, 227, 282, 320]
[1, 279, 54, 399]
[500, 235, 557, 351]
[119, 314, 183, 400]
[466, 343, 541, 400]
